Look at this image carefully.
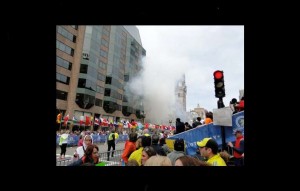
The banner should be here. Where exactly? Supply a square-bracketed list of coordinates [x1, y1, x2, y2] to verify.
[167, 111, 244, 156]
[232, 111, 244, 134]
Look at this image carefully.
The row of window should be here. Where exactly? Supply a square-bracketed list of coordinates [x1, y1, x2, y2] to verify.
[57, 90, 138, 114]
[57, 56, 72, 70]
[57, 26, 77, 43]
[56, 72, 70, 85]
[56, 40, 74, 56]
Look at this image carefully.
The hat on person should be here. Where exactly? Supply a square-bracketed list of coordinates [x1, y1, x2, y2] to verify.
[197, 138, 218, 149]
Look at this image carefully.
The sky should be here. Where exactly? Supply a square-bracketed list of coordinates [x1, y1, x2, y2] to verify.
[130, 26, 244, 124]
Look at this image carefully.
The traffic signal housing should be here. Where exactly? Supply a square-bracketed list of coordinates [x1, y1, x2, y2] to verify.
[213, 70, 225, 98]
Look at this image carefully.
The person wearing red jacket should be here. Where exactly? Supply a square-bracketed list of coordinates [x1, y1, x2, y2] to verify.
[121, 132, 137, 164]
[227, 130, 244, 166]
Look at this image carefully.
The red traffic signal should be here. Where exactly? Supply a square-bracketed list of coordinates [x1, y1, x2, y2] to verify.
[213, 70, 223, 80]
[213, 70, 225, 98]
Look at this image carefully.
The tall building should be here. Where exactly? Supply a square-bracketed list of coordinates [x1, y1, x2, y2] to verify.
[56, 26, 146, 130]
[175, 74, 187, 112]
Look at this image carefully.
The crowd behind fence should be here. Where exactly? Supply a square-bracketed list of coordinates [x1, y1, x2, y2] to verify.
[56, 134, 129, 147]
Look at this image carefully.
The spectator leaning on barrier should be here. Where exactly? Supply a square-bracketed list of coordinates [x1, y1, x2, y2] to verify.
[68, 144, 99, 166]
[197, 138, 227, 166]
[227, 130, 244, 166]
[73, 134, 94, 160]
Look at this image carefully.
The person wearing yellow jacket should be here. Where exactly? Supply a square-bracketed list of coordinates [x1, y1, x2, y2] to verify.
[107, 129, 117, 161]
[197, 138, 226, 166]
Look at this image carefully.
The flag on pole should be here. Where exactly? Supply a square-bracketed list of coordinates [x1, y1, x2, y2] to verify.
[72, 116, 77, 122]
[94, 118, 99, 125]
[85, 116, 90, 126]
[56, 113, 62, 124]
[79, 116, 84, 126]
[90, 116, 93, 126]
[63, 113, 69, 126]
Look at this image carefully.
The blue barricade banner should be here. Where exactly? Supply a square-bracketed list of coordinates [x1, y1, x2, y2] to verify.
[167, 111, 244, 156]
[232, 111, 244, 134]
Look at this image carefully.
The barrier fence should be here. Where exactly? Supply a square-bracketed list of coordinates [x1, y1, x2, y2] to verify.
[56, 134, 129, 147]
[56, 149, 124, 166]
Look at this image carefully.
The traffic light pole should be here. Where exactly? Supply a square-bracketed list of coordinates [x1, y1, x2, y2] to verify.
[218, 98, 227, 151]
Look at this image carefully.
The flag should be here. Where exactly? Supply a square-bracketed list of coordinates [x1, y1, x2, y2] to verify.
[79, 116, 84, 126]
[85, 116, 90, 126]
[56, 113, 61, 124]
[90, 116, 93, 126]
[63, 113, 69, 126]
[72, 116, 77, 122]
[94, 118, 99, 125]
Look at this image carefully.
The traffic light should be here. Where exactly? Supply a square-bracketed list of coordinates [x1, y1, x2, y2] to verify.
[213, 70, 225, 98]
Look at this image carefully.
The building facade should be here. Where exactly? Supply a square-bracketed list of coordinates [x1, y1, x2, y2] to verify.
[56, 26, 146, 130]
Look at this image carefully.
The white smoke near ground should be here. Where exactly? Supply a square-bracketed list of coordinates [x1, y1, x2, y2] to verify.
[127, 56, 188, 125]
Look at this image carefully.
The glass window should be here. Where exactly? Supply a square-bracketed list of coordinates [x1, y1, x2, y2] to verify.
[80, 64, 88, 74]
[56, 73, 70, 84]
[57, 90, 68, 100]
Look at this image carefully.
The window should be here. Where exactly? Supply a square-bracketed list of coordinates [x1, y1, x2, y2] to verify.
[56, 73, 70, 84]
[95, 98, 102, 107]
[104, 88, 111, 96]
[80, 64, 88, 74]
[105, 76, 112, 84]
[57, 56, 72, 70]
[57, 90, 68, 100]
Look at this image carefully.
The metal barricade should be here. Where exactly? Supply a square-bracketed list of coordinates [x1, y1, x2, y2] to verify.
[98, 149, 124, 166]
[56, 149, 124, 166]
[56, 158, 73, 166]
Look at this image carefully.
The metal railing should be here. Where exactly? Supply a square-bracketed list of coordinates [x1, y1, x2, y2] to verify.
[56, 149, 124, 166]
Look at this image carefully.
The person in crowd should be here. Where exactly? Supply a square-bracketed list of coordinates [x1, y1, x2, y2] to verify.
[77, 134, 83, 146]
[227, 130, 244, 166]
[142, 128, 150, 136]
[159, 137, 171, 155]
[167, 138, 185, 165]
[236, 96, 244, 112]
[204, 112, 213, 124]
[219, 150, 235, 166]
[121, 132, 137, 165]
[59, 129, 69, 159]
[126, 159, 139, 166]
[197, 138, 226, 166]
[73, 134, 94, 160]
[151, 134, 166, 156]
[192, 117, 202, 128]
[141, 146, 157, 166]
[130, 119, 138, 132]
[175, 118, 185, 134]
[174, 155, 210, 166]
[144, 155, 172, 166]
[68, 144, 99, 166]
[129, 135, 152, 166]
[184, 122, 192, 131]
[230, 98, 238, 114]
[107, 129, 116, 161]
